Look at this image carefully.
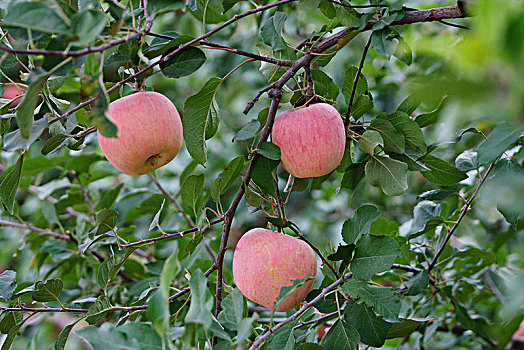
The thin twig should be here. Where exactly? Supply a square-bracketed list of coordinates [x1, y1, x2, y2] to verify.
[49, 0, 298, 125]
[119, 217, 225, 249]
[344, 33, 373, 127]
[428, 162, 496, 271]
[0, 220, 70, 241]
[249, 272, 353, 349]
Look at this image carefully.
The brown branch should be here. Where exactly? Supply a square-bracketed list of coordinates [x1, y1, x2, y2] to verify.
[249, 272, 353, 349]
[119, 217, 225, 249]
[0, 20, 152, 57]
[0, 219, 70, 241]
[70, 171, 96, 221]
[344, 32, 372, 127]
[428, 162, 496, 271]
[49, 0, 298, 125]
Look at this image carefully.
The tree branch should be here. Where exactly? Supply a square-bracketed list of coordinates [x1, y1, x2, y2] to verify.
[428, 162, 496, 271]
[49, 0, 298, 125]
[249, 272, 353, 349]
[119, 217, 224, 249]
[344, 32, 372, 127]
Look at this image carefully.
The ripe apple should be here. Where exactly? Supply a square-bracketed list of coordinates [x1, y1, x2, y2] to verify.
[1, 84, 26, 107]
[97, 91, 183, 175]
[271, 103, 346, 178]
[232, 228, 317, 312]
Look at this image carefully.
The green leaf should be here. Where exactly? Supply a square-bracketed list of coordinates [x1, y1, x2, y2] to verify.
[421, 155, 467, 186]
[97, 259, 113, 292]
[16, 72, 47, 139]
[273, 277, 313, 310]
[258, 142, 281, 160]
[232, 120, 260, 141]
[95, 209, 118, 236]
[344, 300, 392, 347]
[380, 112, 426, 154]
[369, 118, 405, 154]
[183, 77, 221, 164]
[455, 150, 478, 171]
[351, 234, 400, 280]
[95, 183, 124, 211]
[148, 289, 168, 334]
[222, 0, 240, 12]
[477, 122, 521, 165]
[181, 174, 205, 218]
[160, 248, 180, 300]
[328, 244, 355, 272]
[1, 315, 27, 350]
[0, 312, 22, 334]
[0, 152, 24, 214]
[342, 66, 368, 105]
[41, 134, 69, 155]
[85, 295, 111, 325]
[415, 97, 447, 127]
[76, 323, 141, 348]
[398, 94, 421, 115]
[54, 318, 83, 350]
[311, 69, 339, 100]
[341, 163, 366, 191]
[160, 47, 207, 78]
[270, 321, 296, 350]
[147, 0, 185, 16]
[323, 319, 360, 350]
[365, 156, 408, 196]
[3, 2, 70, 35]
[337, 6, 361, 27]
[260, 11, 288, 51]
[217, 288, 245, 331]
[358, 130, 383, 156]
[71, 9, 106, 47]
[32, 279, 63, 302]
[386, 318, 422, 339]
[185, 269, 213, 329]
[194, 0, 227, 24]
[266, 216, 292, 228]
[405, 270, 429, 296]
[342, 279, 401, 322]
[250, 154, 279, 197]
[211, 156, 244, 202]
[0, 270, 16, 302]
[341, 205, 381, 244]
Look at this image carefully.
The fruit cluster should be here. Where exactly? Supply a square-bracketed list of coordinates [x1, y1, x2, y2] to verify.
[93, 92, 346, 311]
[2, 87, 347, 311]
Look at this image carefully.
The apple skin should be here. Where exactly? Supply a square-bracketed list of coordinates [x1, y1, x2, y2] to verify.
[515, 318, 524, 338]
[1, 85, 26, 107]
[232, 228, 317, 312]
[271, 103, 346, 178]
[97, 91, 183, 175]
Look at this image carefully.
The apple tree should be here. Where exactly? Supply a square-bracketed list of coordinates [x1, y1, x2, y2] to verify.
[0, 0, 523, 349]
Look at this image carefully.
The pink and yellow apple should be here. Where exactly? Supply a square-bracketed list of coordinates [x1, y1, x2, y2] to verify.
[97, 91, 183, 175]
[232, 228, 317, 312]
[1, 84, 26, 107]
[271, 103, 346, 178]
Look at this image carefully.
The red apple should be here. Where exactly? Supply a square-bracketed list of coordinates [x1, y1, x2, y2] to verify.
[97, 91, 183, 175]
[271, 103, 346, 178]
[232, 228, 317, 312]
[1, 84, 26, 107]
